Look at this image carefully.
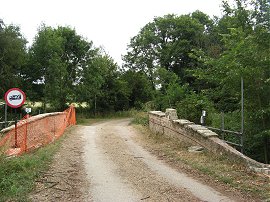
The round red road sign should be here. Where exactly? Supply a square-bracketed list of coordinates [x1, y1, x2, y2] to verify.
[4, 88, 26, 108]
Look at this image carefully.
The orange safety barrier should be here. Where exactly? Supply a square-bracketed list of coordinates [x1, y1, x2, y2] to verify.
[0, 105, 76, 156]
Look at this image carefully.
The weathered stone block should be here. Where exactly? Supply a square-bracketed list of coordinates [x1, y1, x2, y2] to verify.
[173, 119, 194, 126]
[197, 130, 218, 138]
[261, 168, 270, 175]
[186, 124, 208, 132]
[165, 108, 178, 120]
[149, 111, 166, 117]
[188, 146, 204, 153]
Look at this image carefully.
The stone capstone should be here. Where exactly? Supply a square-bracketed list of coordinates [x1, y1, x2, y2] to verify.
[165, 108, 178, 120]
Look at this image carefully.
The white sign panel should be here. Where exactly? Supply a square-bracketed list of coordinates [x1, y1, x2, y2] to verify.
[25, 108, 31, 113]
[4, 88, 26, 108]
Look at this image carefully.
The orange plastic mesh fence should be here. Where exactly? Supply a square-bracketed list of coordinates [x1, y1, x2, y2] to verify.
[0, 105, 76, 156]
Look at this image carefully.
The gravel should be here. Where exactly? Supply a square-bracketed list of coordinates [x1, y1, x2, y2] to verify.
[29, 118, 247, 202]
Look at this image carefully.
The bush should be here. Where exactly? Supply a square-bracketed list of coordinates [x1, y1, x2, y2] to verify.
[131, 111, 149, 126]
[176, 92, 216, 124]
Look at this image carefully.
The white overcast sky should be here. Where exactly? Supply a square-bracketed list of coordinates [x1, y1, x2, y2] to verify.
[0, 0, 225, 65]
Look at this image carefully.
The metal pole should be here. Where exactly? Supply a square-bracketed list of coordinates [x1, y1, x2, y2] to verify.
[221, 111, 224, 140]
[94, 95, 97, 117]
[15, 108, 18, 148]
[241, 77, 244, 153]
[5, 103, 7, 128]
[24, 114, 28, 152]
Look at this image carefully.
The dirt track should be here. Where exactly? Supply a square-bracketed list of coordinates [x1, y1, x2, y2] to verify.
[30, 119, 249, 202]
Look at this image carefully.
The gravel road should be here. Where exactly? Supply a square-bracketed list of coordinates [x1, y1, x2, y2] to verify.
[30, 118, 246, 202]
[81, 119, 235, 202]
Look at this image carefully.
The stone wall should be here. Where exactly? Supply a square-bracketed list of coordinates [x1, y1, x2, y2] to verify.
[149, 109, 270, 175]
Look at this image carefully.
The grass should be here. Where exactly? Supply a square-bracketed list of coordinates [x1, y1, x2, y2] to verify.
[130, 111, 149, 126]
[0, 134, 64, 202]
[76, 109, 134, 119]
[76, 109, 147, 126]
[76, 117, 107, 126]
[0, 109, 143, 201]
[132, 119, 270, 201]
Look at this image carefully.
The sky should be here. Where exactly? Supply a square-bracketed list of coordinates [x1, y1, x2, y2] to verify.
[0, 0, 225, 65]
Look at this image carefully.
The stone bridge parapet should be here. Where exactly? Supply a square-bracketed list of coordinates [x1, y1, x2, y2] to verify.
[149, 109, 270, 175]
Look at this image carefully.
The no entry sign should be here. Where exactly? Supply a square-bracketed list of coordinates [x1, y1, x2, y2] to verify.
[4, 88, 26, 108]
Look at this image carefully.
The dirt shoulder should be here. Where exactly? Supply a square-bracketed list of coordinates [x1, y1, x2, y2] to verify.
[29, 126, 91, 202]
[133, 124, 270, 201]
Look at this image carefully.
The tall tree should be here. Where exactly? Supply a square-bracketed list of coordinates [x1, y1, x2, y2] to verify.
[121, 70, 153, 109]
[96, 55, 130, 112]
[0, 22, 27, 96]
[192, 0, 270, 162]
[123, 12, 215, 87]
[27, 25, 97, 110]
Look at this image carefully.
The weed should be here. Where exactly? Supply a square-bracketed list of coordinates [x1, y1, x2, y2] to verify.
[76, 109, 134, 119]
[77, 109, 149, 126]
[0, 136, 63, 202]
[76, 117, 106, 125]
[131, 111, 149, 126]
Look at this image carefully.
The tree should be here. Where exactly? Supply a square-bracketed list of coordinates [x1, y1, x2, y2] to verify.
[27, 25, 97, 110]
[153, 68, 186, 110]
[192, 0, 270, 163]
[121, 70, 153, 109]
[123, 12, 216, 87]
[122, 0, 269, 163]
[76, 53, 110, 113]
[0, 22, 27, 96]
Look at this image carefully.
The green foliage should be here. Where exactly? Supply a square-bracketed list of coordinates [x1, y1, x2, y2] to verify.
[0, 24, 27, 96]
[27, 25, 99, 110]
[176, 92, 215, 124]
[130, 111, 149, 126]
[190, 0, 270, 162]
[123, 0, 270, 163]
[94, 55, 130, 112]
[123, 12, 215, 85]
[121, 70, 153, 109]
[0, 138, 60, 201]
[153, 68, 187, 110]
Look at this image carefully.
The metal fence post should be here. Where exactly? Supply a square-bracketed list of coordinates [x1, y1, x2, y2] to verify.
[221, 111, 224, 140]
[24, 115, 28, 152]
[5, 103, 7, 128]
[241, 77, 244, 153]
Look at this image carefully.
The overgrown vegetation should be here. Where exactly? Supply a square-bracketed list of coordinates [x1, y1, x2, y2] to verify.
[123, 0, 270, 163]
[1, 0, 269, 163]
[131, 111, 149, 126]
[0, 135, 63, 201]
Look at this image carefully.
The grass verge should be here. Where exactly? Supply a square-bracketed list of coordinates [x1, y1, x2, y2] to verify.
[76, 111, 133, 126]
[0, 134, 65, 202]
[76, 109, 148, 126]
[76, 117, 108, 126]
[132, 112, 270, 201]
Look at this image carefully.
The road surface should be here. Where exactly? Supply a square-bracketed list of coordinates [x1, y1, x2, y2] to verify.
[81, 119, 234, 202]
[30, 118, 247, 201]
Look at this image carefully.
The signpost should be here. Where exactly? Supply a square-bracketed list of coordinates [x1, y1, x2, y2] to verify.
[4, 88, 26, 148]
